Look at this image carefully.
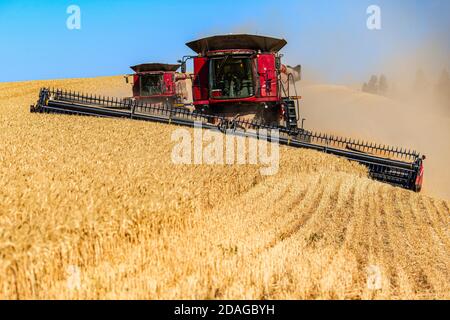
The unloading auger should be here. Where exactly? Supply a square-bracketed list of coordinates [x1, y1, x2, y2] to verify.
[30, 87, 425, 192]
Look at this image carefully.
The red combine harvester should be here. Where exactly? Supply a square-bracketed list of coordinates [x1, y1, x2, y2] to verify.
[180, 34, 300, 129]
[125, 63, 189, 107]
[30, 34, 425, 192]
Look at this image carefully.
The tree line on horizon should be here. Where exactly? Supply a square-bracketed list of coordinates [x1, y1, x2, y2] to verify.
[362, 69, 450, 105]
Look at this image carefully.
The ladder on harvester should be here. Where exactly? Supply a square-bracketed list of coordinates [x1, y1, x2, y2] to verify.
[280, 70, 302, 131]
[283, 98, 298, 130]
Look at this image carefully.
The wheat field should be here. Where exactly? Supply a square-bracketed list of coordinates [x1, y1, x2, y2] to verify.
[0, 76, 449, 300]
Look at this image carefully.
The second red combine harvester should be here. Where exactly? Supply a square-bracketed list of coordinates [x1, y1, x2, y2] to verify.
[125, 63, 190, 107]
[30, 34, 425, 192]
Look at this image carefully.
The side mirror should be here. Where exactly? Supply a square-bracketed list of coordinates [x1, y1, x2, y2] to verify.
[177, 60, 187, 73]
[124, 75, 134, 85]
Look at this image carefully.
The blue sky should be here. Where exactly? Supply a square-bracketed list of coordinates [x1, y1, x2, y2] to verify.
[0, 0, 448, 82]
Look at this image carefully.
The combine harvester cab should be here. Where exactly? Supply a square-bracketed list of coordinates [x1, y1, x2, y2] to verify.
[124, 63, 190, 108]
[29, 34, 425, 193]
[182, 34, 300, 130]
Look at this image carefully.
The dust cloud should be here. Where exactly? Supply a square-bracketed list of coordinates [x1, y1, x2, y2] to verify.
[290, 10, 449, 199]
[297, 81, 449, 200]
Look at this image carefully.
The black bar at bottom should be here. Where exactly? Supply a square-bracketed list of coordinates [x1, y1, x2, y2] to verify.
[0, 300, 441, 319]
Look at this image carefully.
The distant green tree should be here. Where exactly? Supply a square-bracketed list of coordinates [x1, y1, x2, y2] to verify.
[367, 75, 379, 94]
[378, 74, 388, 95]
[362, 82, 369, 92]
